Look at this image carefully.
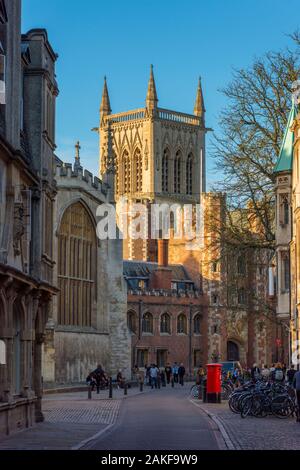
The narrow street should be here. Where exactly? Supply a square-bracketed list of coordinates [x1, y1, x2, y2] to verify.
[84, 385, 222, 451]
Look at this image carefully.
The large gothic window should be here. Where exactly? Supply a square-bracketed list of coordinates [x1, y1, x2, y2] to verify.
[194, 314, 202, 335]
[177, 314, 187, 334]
[162, 148, 169, 192]
[186, 153, 193, 195]
[123, 150, 131, 194]
[134, 148, 143, 193]
[142, 312, 153, 334]
[127, 311, 137, 334]
[174, 150, 182, 194]
[58, 202, 96, 327]
[160, 313, 171, 334]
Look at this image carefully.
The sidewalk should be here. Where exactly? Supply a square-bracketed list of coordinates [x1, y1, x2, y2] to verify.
[191, 400, 300, 450]
[0, 386, 144, 450]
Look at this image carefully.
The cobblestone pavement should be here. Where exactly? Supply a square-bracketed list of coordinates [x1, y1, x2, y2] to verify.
[0, 389, 130, 450]
[86, 384, 224, 451]
[193, 400, 300, 450]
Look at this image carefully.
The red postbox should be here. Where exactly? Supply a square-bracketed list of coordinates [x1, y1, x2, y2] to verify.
[206, 364, 222, 403]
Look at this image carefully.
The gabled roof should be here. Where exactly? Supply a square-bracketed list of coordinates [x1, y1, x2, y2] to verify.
[274, 102, 297, 174]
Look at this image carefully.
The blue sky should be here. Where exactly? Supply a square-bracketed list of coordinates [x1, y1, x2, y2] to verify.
[22, 0, 300, 184]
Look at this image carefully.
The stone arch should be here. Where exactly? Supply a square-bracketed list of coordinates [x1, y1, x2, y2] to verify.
[57, 201, 97, 327]
[56, 197, 97, 236]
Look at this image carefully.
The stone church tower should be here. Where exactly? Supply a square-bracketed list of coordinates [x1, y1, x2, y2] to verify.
[98, 67, 208, 261]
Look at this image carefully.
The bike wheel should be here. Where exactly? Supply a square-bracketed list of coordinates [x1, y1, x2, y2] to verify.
[241, 396, 253, 418]
[190, 385, 199, 398]
[271, 396, 294, 419]
[229, 394, 240, 413]
[222, 384, 231, 400]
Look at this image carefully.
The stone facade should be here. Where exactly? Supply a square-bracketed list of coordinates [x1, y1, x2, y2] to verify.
[290, 110, 300, 366]
[42, 157, 131, 386]
[98, 68, 206, 261]
[0, 1, 58, 437]
[274, 103, 298, 366]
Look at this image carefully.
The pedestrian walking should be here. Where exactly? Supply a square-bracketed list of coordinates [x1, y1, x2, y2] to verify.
[172, 362, 179, 383]
[287, 364, 296, 386]
[160, 369, 166, 387]
[117, 369, 125, 389]
[145, 364, 151, 386]
[165, 363, 172, 384]
[196, 366, 205, 385]
[150, 364, 159, 389]
[293, 369, 300, 422]
[178, 363, 186, 386]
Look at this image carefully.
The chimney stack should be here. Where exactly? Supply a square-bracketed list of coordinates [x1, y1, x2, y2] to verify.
[158, 239, 169, 268]
[150, 239, 172, 290]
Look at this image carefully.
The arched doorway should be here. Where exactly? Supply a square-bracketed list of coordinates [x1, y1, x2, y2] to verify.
[227, 341, 240, 361]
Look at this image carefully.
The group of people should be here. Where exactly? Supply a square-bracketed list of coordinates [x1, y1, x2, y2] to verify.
[249, 363, 296, 384]
[133, 362, 186, 389]
[86, 365, 127, 392]
[86, 364, 109, 394]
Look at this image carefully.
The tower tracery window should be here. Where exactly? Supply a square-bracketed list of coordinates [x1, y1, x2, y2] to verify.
[134, 148, 143, 193]
[162, 148, 169, 192]
[58, 202, 96, 327]
[123, 150, 131, 194]
[174, 150, 182, 194]
[186, 153, 193, 195]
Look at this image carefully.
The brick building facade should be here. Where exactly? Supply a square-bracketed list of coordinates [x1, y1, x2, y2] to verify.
[98, 69, 277, 370]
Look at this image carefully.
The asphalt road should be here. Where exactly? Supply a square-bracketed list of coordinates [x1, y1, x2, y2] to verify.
[85, 384, 222, 451]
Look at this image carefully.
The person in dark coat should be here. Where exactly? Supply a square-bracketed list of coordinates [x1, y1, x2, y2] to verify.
[165, 364, 172, 384]
[287, 365, 296, 386]
[178, 363, 186, 386]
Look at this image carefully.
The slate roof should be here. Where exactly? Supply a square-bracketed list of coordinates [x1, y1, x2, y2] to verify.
[123, 260, 192, 282]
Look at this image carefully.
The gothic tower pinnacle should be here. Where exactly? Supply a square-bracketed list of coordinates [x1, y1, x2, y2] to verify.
[146, 64, 158, 112]
[100, 76, 112, 119]
[194, 77, 206, 123]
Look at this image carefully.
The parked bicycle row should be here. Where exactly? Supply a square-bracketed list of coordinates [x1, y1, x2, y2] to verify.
[228, 379, 299, 419]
